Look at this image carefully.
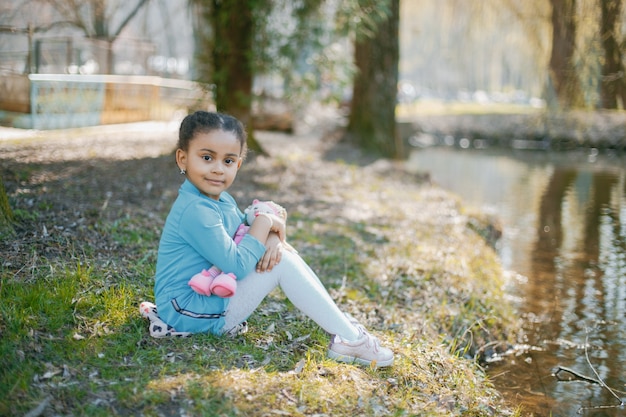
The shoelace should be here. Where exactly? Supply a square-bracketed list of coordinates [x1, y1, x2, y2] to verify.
[360, 330, 381, 352]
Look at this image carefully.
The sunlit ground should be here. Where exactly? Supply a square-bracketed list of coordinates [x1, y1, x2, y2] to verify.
[397, 99, 542, 118]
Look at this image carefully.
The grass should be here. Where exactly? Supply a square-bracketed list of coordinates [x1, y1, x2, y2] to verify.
[0, 129, 523, 416]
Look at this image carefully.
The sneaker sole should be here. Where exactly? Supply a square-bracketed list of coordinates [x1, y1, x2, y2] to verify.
[327, 350, 394, 369]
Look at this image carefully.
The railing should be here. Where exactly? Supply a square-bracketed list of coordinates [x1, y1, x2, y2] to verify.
[0, 74, 212, 129]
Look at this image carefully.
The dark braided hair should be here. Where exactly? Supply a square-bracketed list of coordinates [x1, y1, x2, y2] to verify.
[177, 111, 248, 158]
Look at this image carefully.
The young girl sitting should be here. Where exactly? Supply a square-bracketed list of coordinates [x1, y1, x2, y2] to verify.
[148, 110, 393, 368]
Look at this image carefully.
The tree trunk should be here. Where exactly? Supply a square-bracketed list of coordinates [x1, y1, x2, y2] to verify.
[347, 0, 401, 159]
[210, 0, 267, 156]
[547, 0, 584, 109]
[599, 0, 626, 109]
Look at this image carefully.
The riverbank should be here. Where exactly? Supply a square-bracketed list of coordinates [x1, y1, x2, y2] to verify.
[398, 105, 626, 151]
[0, 116, 521, 416]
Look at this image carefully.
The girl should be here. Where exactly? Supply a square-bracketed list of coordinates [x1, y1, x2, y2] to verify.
[152, 111, 393, 368]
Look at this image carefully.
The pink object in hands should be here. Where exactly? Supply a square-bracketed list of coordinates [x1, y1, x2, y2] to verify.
[188, 269, 237, 297]
[209, 272, 237, 297]
[188, 269, 214, 296]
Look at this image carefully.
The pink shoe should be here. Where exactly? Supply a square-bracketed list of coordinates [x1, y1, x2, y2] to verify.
[210, 272, 237, 298]
[188, 269, 214, 295]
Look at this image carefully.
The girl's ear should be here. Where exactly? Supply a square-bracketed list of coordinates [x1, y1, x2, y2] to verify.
[237, 157, 243, 169]
[176, 149, 187, 171]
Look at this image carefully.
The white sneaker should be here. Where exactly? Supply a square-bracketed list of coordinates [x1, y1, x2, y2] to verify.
[328, 328, 394, 369]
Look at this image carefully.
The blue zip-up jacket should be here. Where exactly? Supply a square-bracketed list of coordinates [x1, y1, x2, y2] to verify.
[155, 180, 266, 333]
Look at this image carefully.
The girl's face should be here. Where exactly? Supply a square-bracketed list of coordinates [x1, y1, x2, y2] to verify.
[176, 130, 243, 200]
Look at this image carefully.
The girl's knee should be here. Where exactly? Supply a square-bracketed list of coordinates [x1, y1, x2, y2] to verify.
[281, 249, 303, 265]
[274, 250, 304, 270]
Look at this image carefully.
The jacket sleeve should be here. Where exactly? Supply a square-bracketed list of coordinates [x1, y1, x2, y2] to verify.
[178, 201, 266, 278]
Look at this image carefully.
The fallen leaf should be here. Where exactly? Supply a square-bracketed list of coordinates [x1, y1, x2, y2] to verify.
[293, 359, 305, 374]
[41, 369, 61, 380]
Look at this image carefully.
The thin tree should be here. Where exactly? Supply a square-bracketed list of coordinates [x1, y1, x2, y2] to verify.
[599, 0, 626, 109]
[194, 0, 264, 155]
[195, 0, 311, 156]
[347, 0, 400, 158]
[547, 0, 585, 108]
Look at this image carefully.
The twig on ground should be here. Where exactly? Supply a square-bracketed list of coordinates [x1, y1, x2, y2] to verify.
[553, 366, 599, 384]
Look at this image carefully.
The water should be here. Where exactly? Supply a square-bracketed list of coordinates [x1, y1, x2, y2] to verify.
[407, 147, 626, 416]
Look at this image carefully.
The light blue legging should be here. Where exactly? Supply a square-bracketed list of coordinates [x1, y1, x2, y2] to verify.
[222, 250, 360, 342]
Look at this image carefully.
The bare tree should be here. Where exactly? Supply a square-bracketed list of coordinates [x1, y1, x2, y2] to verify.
[206, 0, 256, 149]
[547, 0, 585, 108]
[599, 0, 626, 109]
[41, 0, 151, 73]
[347, 0, 401, 158]
[191, 0, 272, 156]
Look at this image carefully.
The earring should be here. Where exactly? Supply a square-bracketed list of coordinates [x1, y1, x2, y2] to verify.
[179, 168, 186, 175]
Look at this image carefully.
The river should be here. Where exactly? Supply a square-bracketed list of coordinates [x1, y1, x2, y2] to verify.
[407, 146, 626, 416]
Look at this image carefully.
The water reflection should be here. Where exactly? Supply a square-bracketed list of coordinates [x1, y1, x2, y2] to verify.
[407, 148, 626, 416]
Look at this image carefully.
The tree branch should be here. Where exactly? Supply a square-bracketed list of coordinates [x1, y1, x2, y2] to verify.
[582, 331, 623, 406]
[111, 0, 150, 39]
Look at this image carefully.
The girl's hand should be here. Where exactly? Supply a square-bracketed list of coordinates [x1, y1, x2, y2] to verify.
[247, 212, 287, 247]
[258, 213, 286, 242]
[257, 233, 283, 272]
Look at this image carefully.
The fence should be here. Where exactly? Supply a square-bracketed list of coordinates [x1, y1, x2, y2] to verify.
[0, 74, 212, 129]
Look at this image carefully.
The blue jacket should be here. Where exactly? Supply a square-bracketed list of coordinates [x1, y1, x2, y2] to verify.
[155, 180, 266, 333]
